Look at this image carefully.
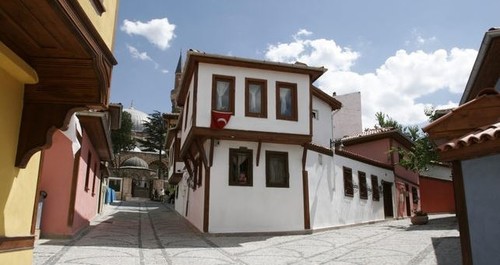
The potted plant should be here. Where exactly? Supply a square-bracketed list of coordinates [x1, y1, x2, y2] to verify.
[410, 210, 428, 225]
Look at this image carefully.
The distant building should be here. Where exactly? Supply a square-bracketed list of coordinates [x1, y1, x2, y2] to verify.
[109, 106, 167, 201]
[332, 91, 363, 139]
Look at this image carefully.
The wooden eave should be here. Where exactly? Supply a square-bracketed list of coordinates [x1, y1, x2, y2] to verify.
[77, 112, 114, 163]
[343, 129, 414, 150]
[424, 94, 500, 146]
[335, 149, 394, 170]
[460, 28, 500, 104]
[108, 104, 123, 130]
[311, 85, 342, 110]
[168, 173, 183, 185]
[0, 1, 117, 167]
[177, 50, 327, 106]
[166, 127, 179, 148]
[163, 112, 180, 129]
[179, 126, 312, 158]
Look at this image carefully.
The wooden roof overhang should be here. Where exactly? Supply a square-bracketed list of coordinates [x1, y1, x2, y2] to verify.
[311, 85, 342, 110]
[0, 1, 117, 167]
[460, 28, 500, 104]
[424, 93, 500, 161]
[176, 50, 327, 106]
[424, 92, 500, 146]
[179, 126, 312, 159]
[342, 129, 414, 150]
[76, 112, 114, 164]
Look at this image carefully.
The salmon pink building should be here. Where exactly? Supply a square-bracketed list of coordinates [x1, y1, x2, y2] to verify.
[37, 108, 119, 238]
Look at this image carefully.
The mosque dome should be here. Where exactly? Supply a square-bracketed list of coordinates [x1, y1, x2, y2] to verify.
[124, 107, 149, 132]
[120, 156, 149, 169]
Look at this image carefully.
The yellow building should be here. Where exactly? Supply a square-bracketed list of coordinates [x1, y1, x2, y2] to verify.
[0, 1, 119, 263]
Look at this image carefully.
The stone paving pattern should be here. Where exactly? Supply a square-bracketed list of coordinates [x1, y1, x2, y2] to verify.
[34, 201, 461, 265]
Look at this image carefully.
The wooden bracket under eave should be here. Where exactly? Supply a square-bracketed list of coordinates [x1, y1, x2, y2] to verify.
[15, 103, 85, 168]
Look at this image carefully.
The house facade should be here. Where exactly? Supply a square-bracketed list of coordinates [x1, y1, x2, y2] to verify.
[341, 128, 421, 218]
[424, 28, 500, 265]
[167, 51, 397, 234]
[37, 108, 118, 238]
[0, 1, 118, 263]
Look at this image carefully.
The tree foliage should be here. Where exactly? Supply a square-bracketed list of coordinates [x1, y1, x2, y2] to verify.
[111, 111, 135, 154]
[137, 111, 167, 153]
[375, 112, 438, 172]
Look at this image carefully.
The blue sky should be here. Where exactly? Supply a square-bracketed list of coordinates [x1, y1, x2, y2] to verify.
[110, 0, 500, 128]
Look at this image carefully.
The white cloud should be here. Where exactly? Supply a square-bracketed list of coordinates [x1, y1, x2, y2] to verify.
[266, 38, 360, 71]
[294, 29, 313, 39]
[126, 45, 168, 74]
[121, 18, 176, 50]
[406, 28, 437, 47]
[264, 30, 477, 128]
[126, 45, 152, 61]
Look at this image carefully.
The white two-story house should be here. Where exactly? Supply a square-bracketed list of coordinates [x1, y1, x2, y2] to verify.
[166, 50, 396, 234]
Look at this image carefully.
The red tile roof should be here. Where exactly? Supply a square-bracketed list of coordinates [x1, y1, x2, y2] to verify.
[341, 127, 394, 141]
[438, 122, 500, 152]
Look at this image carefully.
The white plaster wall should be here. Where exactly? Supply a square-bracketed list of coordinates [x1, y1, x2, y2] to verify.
[461, 154, 500, 265]
[209, 140, 304, 233]
[419, 164, 451, 181]
[186, 170, 205, 232]
[174, 173, 188, 218]
[312, 96, 333, 148]
[332, 92, 362, 139]
[308, 152, 395, 229]
[195, 63, 310, 135]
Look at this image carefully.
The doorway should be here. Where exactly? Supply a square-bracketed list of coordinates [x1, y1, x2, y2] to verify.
[405, 183, 411, 216]
[382, 181, 394, 218]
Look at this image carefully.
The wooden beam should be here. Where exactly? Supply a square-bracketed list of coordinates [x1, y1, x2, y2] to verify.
[452, 161, 473, 265]
[209, 138, 215, 167]
[0, 236, 35, 253]
[195, 139, 209, 170]
[302, 170, 310, 230]
[203, 169, 211, 232]
[302, 145, 308, 171]
[256, 141, 262, 167]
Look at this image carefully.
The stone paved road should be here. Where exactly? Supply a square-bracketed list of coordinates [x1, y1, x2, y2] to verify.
[34, 201, 461, 265]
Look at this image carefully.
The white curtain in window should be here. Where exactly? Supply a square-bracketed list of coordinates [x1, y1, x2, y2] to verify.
[280, 88, 291, 116]
[249, 84, 261, 113]
[269, 157, 285, 184]
[217, 81, 230, 110]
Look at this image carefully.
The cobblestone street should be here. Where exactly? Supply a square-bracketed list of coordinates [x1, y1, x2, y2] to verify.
[34, 201, 461, 265]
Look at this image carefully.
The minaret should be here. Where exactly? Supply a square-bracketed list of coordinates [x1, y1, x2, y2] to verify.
[170, 51, 182, 113]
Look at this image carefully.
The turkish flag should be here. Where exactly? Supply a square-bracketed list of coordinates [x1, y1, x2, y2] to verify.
[211, 110, 232, 129]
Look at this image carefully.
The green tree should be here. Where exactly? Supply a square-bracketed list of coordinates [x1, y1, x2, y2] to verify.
[111, 111, 135, 154]
[375, 112, 438, 172]
[137, 111, 167, 178]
